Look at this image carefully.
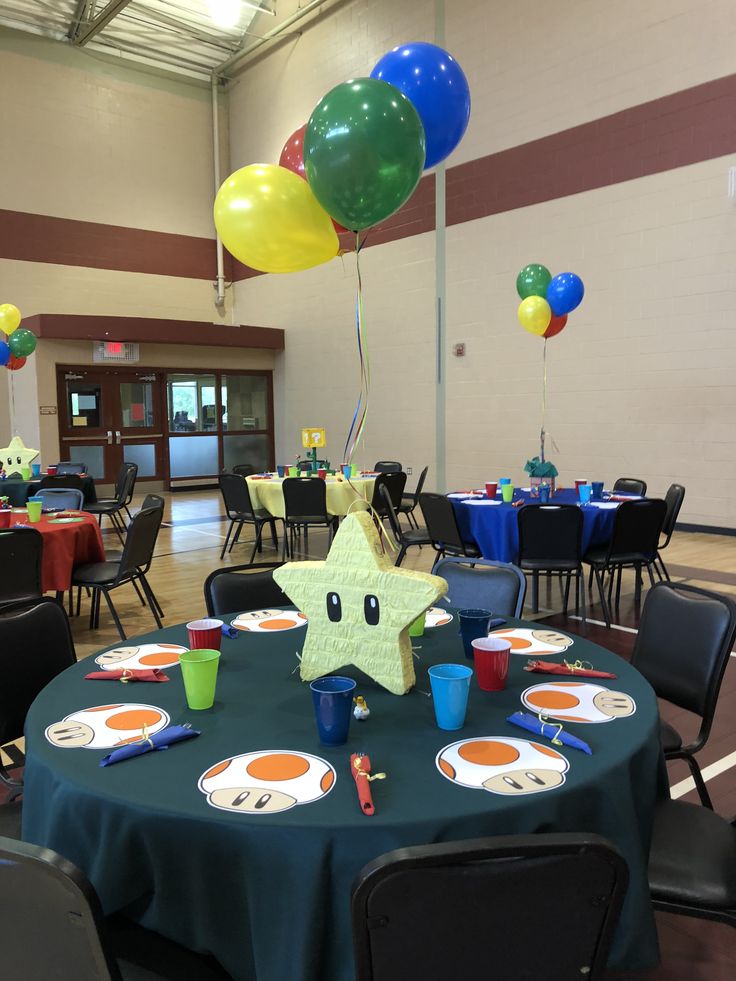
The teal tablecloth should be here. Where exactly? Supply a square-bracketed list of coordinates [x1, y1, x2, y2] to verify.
[22, 614, 665, 980]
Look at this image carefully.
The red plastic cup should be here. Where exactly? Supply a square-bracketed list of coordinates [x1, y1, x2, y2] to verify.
[0, 510, 10, 529]
[317, 469, 327, 480]
[47, 465, 58, 476]
[485, 482, 498, 499]
[186, 618, 223, 651]
[575, 479, 588, 499]
[472, 637, 512, 691]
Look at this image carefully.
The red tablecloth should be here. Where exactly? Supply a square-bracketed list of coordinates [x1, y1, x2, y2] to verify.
[9, 512, 105, 592]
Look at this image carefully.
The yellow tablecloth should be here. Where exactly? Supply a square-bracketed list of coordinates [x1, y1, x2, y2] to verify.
[246, 475, 377, 519]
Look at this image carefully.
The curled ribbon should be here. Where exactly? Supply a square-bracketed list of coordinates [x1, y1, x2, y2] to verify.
[120, 669, 133, 684]
[537, 712, 564, 746]
[134, 724, 155, 750]
[563, 659, 594, 673]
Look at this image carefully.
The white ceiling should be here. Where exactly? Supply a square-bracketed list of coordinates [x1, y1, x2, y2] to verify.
[0, 0, 277, 80]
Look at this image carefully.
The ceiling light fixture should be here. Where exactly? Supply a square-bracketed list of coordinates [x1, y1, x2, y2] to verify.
[207, 0, 276, 28]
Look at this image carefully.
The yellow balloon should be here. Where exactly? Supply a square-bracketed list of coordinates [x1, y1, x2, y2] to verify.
[0, 303, 21, 335]
[517, 296, 551, 336]
[214, 164, 339, 274]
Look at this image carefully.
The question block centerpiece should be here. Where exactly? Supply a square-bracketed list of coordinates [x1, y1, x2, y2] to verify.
[524, 456, 558, 496]
[274, 511, 447, 695]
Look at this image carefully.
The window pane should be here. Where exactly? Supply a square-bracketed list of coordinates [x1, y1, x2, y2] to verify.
[124, 443, 156, 477]
[167, 374, 217, 433]
[120, 382, 154, 429]
[223, 434, 270, 472]
[221, 375, 269, 431]
[66, 382, 101, 429]
[168, 435, 219, 478]
[66, 444, 105, 479]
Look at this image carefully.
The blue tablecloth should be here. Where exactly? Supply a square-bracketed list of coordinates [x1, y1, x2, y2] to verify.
[453, 489, 620, 563]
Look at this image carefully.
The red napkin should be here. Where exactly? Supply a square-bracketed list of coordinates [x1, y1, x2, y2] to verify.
[84, 669, 170, 682]
[523, 659, 617, 679]
[608, 495, 634, 502]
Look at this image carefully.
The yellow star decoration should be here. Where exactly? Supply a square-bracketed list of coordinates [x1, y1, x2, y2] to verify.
[273, 511, 447, 695]
[0, 435, 39, 475]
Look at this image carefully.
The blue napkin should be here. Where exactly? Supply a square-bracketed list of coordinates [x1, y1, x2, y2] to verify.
[489, 617, 506, 629]
[222, 624, 238, 639]
[99, 724, 200, 767]
[506, 711, 592, 755]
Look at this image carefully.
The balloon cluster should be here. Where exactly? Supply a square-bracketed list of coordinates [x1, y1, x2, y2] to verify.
[0, 304, 36, 371]
[215, 42, 471, 274]
[516, 265, 585, 339]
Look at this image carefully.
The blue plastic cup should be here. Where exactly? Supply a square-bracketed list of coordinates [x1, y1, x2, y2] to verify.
[539, 484, 550, 503]
[310, 676, 356, 745]
[499, 477, 511, 485]
[277, 465, 285, 478]
[31, 464, 41, 478]
[429, 663, 473, 730]
[579, 484, 593, 504]
[458, 608, 494, 658]
[591, 481, 604, 501]
[341, 464, 352, 479]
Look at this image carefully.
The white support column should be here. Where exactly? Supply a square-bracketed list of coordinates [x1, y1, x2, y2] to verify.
[434, 0, 447, 493]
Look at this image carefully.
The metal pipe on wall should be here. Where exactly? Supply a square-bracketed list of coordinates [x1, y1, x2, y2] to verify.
[211, 73, 226, 311]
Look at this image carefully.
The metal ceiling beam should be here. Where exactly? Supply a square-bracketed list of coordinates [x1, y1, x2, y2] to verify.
[71, 0, 134, 46]
[68, 0, 95, 40]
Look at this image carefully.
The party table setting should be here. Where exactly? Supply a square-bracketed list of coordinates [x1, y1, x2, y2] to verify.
[450, 479, 643, 563]
[245, 466, 378, 519]
[22, 512, 665, 981]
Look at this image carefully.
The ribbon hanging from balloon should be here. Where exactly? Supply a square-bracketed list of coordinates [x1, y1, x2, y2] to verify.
[342, 234, 370, 469]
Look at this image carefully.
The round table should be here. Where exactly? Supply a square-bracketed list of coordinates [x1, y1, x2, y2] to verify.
[22, 613, 665, 980]
[246, 474, 377, 519]
[0, 475, 98, 507]
[8, 511, 105, 592]
[453, 488, 629, 562]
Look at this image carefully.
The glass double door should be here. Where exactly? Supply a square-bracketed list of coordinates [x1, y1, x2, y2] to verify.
[57, 368, 165, 484]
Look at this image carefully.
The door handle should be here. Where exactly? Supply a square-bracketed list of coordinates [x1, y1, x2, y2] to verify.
[115, 431, 122, 445]
[107, 430, 113, 445]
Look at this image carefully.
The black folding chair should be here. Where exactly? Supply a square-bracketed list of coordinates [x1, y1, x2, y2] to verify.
[431, 556, 526, 617]
[648, 799, 736, 927]
[631, 582, 736, 808]
[84, 463, 138, 546]
[232, 464, 257, 477]
[612, 477, 647, 496]
[35, 487, 84, 511]
[39, 473, 86, 495]
[518, 503, 585, 619]
[397, 465, 428, 528]
[373, 460, 402, 473]
[204, 562, 287, 617]
[584, 499, 666, 627]
[55, 461, 88, 475]
[0, 599, 76, 822]
[72, 506, 164, 641]
[380, 485, 431, 566]
[218, 472, 278, 563]
[371, 472, 407, 519]
[352, 834, 627, 981]
[0, 527, 42, 610]
[0, 836, 232, 980]
[419, 492, 481, 560]
[282, 477, 337, 559]
[655, 483, 685, 581]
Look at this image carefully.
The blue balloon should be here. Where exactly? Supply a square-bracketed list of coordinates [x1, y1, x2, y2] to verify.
[371, 42, 470, 169]
[0, 341, 9, 367]
[546, 273, 585, 316]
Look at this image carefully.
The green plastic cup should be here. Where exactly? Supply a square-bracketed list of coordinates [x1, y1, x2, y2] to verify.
[408, 612, 426, 637]
[26, 499, 42, 523]
[179, 649, 220, 710]
[288, 466, 299, 477]
[501, 484, 514, 503]
[21, 466, 31, 480]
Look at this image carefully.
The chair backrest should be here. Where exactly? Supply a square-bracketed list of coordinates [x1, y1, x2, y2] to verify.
[140, 493, 165, 513]
[605, 499, 666, 563]
[117, 507, 162, 579]
[419, 493, 465, 551]
[410, 465, 429, 500]
[517, 504, 583, 564]
[372, 472, 407, 516]
[218, 472, 256, 520]
[0, 599, 77, 747]
[0, 836, 121, 981]
[204, 562, 288, 617]
[631, 582, 736, 726]
[55, 461, 88, 475]
[35, 487, 84, 511]
[431, 556, 526, 617]
[0, 528, 43, 608]
[612, 477, 647, 496]
[232, 464, 256, 477]
[379, 485, 406, 547]
[351, 833, 627, 981]
[660, 483, 685, 546]
[119, 463, 138, 505]
[38, 473, 85, 493]
[282, 477, 328, 522]
[374, 461, 402, 473]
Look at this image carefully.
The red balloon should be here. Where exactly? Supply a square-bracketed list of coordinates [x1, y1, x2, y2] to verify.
[544, 314, 567, 339]
[279, 123, 347, 233]
[279, 123, 307, 180]
[6, 355, 26, 371]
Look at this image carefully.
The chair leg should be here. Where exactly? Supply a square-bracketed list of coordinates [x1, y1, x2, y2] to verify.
[657, 552, 671, 582]
[88, 588, 97, 629]
[249, 523, 265, 565]
[282, 524, 289, 561]
[269, 519, 278, 550]
[563, 573, 571, 615]
[633, 563, 642, 608]
[576, 570, 586, 624]
[588, 564, 594, 590]
[531, 571, 539, 613]
[110, 511, 127, 547]
[220, 519, 234, 560]
[140, 573, 164, 619]
[130, 577, 146, 607]
[646, 562, 656, 588]
[396, 545, 407, 567]
[100, 587, 126, 640]
[675, 752, 714, 809]
[615, 566, 623, 608]
[138, 576, 163, 630]
[229, 520, 243, 553]
[593, 567, 611, 628]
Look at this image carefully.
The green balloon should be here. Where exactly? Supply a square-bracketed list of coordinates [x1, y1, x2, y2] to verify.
[516, 263, 552, 299]
[304, 78, 426, 231]
[8, 328, 36, 358]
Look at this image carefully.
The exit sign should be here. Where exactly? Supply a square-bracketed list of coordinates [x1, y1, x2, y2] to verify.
[93, 341, 140, 363]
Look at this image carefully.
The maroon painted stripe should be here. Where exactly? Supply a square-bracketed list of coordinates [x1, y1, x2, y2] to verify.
[3, 73, 735, 281]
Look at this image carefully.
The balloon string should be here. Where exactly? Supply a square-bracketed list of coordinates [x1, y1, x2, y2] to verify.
[540, 338, 547, 463]
[342, 232, 370, 467]
[10, 369, 17, 435]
